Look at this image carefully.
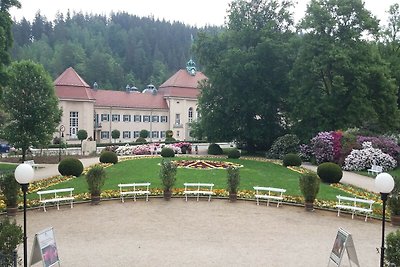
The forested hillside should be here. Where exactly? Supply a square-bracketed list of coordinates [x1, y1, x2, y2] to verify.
[11, 11, 221, 90]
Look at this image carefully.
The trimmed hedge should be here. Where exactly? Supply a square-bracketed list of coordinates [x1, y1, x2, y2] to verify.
[227, 148, 241, 159]
[208, 143, 223, 155]
[161, 147, 175, 157]
[58, 157, 84, 177]
[317, 162, 343, 184]
[100, 151, 118, 164]
[282, 153, 302, 167]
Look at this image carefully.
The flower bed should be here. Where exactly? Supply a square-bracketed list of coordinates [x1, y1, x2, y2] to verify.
[173, 160, 243, 169]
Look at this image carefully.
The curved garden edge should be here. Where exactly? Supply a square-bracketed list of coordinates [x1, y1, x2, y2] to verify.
[0, 155, 387, 219]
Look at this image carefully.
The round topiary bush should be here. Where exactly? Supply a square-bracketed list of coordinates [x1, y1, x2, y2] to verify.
[227, 148, 241, 159]
[317, 162, 343, 183]
[282, 153, 302, 167]
[100, 151, 118, 164]
[161, 147, 175, 157]
[208, 143, 223, 155]
[58, 157, 84, 177]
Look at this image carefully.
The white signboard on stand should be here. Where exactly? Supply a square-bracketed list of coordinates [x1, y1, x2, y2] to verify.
[328, 228, 359, 267]
[30, 227, 61, 267]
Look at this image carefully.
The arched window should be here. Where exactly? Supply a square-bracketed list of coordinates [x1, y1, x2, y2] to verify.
[188, 107, 193, 123]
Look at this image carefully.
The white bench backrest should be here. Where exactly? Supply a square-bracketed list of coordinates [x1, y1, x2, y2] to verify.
[118, 183, 151, 187]
[337, 195, 374, 205]
[253, 186, 286, 193]
[37, 188, 74, 195]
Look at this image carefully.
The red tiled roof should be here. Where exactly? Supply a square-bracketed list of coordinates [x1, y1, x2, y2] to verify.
[160, 69, 207, 89]
[54, 67, 94, 101]
[54, 67, 91, 87]
[56, 86, 95, 101]
[159, 69, 207, 98]
[92, 90, 168, 109]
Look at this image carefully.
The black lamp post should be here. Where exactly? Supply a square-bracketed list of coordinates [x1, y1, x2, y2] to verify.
[14, 163, 34, 267]
[58, 125, 65, 162]
[375, 172, 395, 267]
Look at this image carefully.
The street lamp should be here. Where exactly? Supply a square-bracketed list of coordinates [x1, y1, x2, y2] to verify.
[59, 125, 65, 162]
[14, 163, 34, 267]
[375, 172, 395, 267]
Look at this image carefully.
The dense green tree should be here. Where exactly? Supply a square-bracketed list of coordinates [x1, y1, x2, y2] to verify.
[0, 0, 20, 127]
[380, 3, 400, 109]
[195, 0, 295, 151]
[1, 61, 62, 161]
[288, 0, 399, 139]
[11, 12, 207, 89]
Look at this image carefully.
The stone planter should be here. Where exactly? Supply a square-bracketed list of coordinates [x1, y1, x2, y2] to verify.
[229, 193, 237, 202]
[91, 194, 101, 205]
[391, 214, 400, 226]
[163, 190, 172, 201]
[6, 206, 18, 216]
[304, 201, 314, 211]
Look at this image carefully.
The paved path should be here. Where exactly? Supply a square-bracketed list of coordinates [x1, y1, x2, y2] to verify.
[17, 198, 396, 267]
[301, 163, 378, 193]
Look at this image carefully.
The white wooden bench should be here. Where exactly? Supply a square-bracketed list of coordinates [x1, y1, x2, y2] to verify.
[37, 188, 74, 212]
[183, 183, 214, 202]
[254, 186, 286, 207]
[367, 165, 383, 176]
[336, 195, 375, 222]
[118, 182, 151, 202]
[24, 160, 40, 169]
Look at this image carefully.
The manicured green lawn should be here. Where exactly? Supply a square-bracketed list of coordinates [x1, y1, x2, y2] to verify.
[32, 157, 349, 201]
[0, 163, 17, 173]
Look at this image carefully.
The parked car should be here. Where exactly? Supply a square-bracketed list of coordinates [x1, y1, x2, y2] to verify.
[0, 144, 11, 153]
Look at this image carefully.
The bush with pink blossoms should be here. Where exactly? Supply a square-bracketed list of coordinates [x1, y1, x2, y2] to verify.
[357, 136, 400, 160]
[311, 132, 334, 164]
[343, 142, 397, 171]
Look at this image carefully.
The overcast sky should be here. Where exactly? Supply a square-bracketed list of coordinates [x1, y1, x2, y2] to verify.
[10, 0, 399, 27]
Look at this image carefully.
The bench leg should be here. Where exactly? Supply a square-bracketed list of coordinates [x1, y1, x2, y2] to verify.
[185, 194, 188, 202]
[276, 201, 280, 208]
[267, 199, 270, 207]
[146, 193, 149, 202]
[121, 196, 125, 203]
[134, 194, 136, 202]
[208, 194, 211, 202]
[197, 193, 199, 202]
[57, 201, 60, 210]
[337, 209, 340, 217]
[43, 203, 47, 212]
[351, 211, 355, 219]
[70, 200, 73, 209]
[256, 197, 259, 206]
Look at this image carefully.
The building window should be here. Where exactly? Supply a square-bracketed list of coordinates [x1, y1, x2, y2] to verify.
[101, 131, 110, 139]
[176, 130, 180, 137]
[152, 131, 159, 138]
[134, 115, 141, 122]
[143, 115, 150, 122]
[188, 107, 193, 123]
[123, 131, 131, 139]
[133, 131, 140, 138]
[161, 116, 168, 123]
[112, 114, 120, 122]
[101, 114, 109, 122]
[175, 114, 180, 125]
[160, 131, 166, 138]
[70, 111, 78, 138]
[123, 115, 131, 122]
[152, 115, 159, 122]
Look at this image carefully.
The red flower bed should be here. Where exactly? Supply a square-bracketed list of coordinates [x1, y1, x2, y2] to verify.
[173, 160, 242, 169]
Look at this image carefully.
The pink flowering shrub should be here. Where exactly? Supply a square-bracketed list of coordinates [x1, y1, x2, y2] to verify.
[343, 142, 397, 171]
[331, 131, 343, 163]
[311, 132, 334, 164]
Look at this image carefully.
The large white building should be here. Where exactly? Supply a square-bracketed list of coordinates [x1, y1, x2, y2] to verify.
[54, 60, 207, 144]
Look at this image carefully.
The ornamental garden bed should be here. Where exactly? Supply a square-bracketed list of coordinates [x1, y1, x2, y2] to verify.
[0, 156, 385, 217]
